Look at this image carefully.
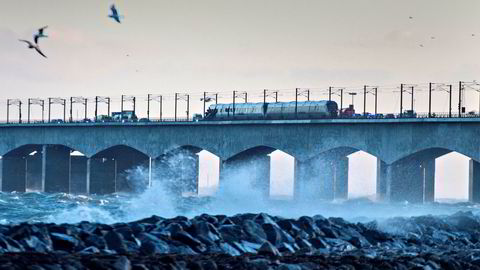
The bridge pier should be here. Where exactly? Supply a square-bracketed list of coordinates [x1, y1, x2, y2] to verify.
[115, 155, 150, 193]
[1, 156, 27, 192]
[376, 160, 389, 200]
[155, 150, 200, 196]
[294, 154, 349, 201]
[384, 155, 436, 203]
[42, 145, 71, 193]
[220, 152, 271, 198]
[469, 159, 480, 203]
[88, 158, 116, 194]
[70, 156, 88, 194]
[26, 151, 42, 191]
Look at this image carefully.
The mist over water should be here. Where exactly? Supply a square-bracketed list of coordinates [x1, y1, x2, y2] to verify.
[0, 150, 475, 225]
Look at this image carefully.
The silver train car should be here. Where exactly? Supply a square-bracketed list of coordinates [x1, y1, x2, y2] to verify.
[204, 100, 338, 120]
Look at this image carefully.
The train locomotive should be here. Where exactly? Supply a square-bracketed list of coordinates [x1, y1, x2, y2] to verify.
[203, 100, 338, 120]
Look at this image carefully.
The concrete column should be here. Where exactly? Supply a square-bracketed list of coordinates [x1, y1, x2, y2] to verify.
[221, 153, 270, 198]
[387, 157, 424, 203]
[422, 159, 435, 202]
[1, 157, 26, 192]
[376, 160, 388, 200]
[42, 145, 71, 193]
[26, 153, 42, 191]
[294, 159, 316, 201]
[319, 159, 335, 200]
[70, 156, 88, 194]
[115, 156, 149, 193]
[469, 159, 480, 202]
[333, 156, 348, 200]
[89, 158, 116, 194]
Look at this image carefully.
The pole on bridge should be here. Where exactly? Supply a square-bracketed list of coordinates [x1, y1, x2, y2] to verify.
[48, 98, 51, 123]
[245, 92, 248, 103]
[428, 83, 432, 117]
[263, 89, 266, 105]
[215, 93, 218, 104]
[329, 87, 332, 101]
[232, 90, 236, 119]
[363, 85, 367, 117]
[107, 97, 110, 117]
[340, 88, 343, 112]
[410, 86, 414, 112]
[133, 97, 136, 116]
[69, 97, 73, 122]
[400, 84, 403, 118]
[41, 100, 44, 123]
[174, 93, 178, 121]
[18, 101, 22, 123]
[275, 91, 278, 103]
[6, 99, 9, 124]
[84, 98, 87, 121]
[459, 81, 463, 117]
[374, 87, 378, 115]
[449, 85, 452, 118]
[147, 94, 151, 120]
[95, 96, 98, 121]
[186, 94, 190, 120]
[307, 89, 310, 101]
[159, 95, 162, 121]
[63, 99, 66, 122]
[295, 88, 299, 119]
[203, 92, 206, 117]
[28, 99, 31, 123]
[121, 95, 124, 119]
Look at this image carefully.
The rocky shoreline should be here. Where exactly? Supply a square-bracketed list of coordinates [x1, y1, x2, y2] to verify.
[0, 211, 479, 269]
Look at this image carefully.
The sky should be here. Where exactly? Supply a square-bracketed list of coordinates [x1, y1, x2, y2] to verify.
[0, 0, 478, 199]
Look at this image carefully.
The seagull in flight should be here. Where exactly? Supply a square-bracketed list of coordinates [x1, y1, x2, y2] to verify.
[34, 26, 48, 44]
[108, 4, 123, 23]
[419, 44, 424, 48]
[18, 39, 47, 58]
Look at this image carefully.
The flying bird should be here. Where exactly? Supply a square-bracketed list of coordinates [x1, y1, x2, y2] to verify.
[200, 97, 213, 102]
[108, 4, 123, 23]
[18, 39, 47, 58]
[419, 44, 424, 47]
[34, 26, 48, 44]
[409, 16, 414, 19]
[430, 36, 435, 40]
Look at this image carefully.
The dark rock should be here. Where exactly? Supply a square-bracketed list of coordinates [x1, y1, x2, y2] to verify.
[112, 256, 131, 270]
[50, 233, 79, 252]
[243, 220, 267, 243]
[104, 231, 127, 253]
[218, 224, 246, 243]
[78, 246, 101, 254]
[84, 234, 107, 249]
[20, 236, 52, 252]
[258, 241, 281, 256]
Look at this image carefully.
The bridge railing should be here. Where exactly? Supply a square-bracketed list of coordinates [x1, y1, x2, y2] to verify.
[2, 112, 480, 124]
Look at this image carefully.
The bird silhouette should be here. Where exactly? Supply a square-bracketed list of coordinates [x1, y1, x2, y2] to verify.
[108, 4, 123, 23]
[19, 39, 47, 58]
[419, 44, 424, 47]
[409, 16, 414, 19]
[34, 26, 48, 44]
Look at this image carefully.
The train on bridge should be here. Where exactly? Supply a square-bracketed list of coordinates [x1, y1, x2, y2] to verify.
[204, 101, 340, 120]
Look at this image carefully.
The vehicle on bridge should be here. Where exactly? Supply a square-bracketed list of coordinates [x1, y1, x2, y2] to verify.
[203, 101, 338, 120]
[112, 111, 138, 122]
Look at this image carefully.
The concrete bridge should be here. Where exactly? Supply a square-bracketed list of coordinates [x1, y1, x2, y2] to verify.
[0, 118, 479, 203]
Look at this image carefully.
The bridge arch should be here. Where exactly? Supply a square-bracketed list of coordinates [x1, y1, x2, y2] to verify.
[90, 145, 150, 194]
[385, 147, 476, 203]
[152, 145, 221, 197]
[1, 144, 89, 193]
